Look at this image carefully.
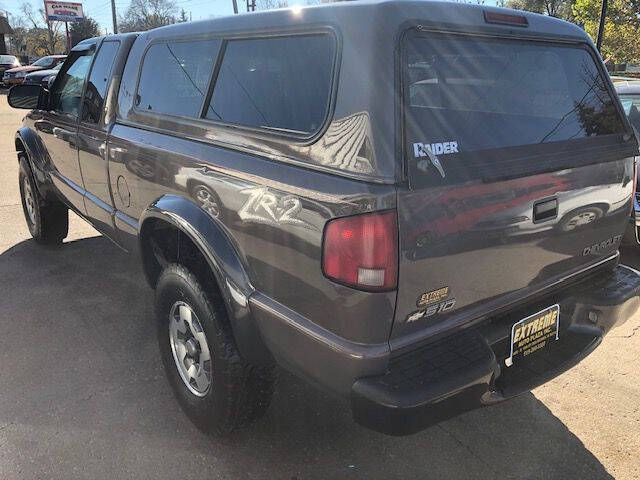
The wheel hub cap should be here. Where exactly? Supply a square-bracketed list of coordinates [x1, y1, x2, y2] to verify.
[23, 177, 36, 225]
[169, 302, 212, 396]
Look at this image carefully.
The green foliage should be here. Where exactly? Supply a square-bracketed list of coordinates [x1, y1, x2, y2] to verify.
[506, 0, 640, 63]
[506, 0, 576, 19]
[69, 17, 100, 47]
[573, 0, 640, 63]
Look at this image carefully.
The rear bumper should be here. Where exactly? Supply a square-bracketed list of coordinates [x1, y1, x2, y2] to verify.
[351, 264, 640, 436]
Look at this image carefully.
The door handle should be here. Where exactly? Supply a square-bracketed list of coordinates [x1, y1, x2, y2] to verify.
[533, 198, 558, 223]
[53, 127, 77, 149]
[52, 126, 69, 139]
[109, 146, 126, 160]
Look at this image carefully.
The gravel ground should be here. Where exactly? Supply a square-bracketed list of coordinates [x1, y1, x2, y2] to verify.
[0, 95, 638, 479]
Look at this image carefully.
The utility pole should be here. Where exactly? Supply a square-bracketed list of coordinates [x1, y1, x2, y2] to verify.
[43, 0, 54, 54]
[596, 0, 608, 52]
[111, 0, 118, 34]
[232, 0, 238, 13]
[65, 20, 70, 53]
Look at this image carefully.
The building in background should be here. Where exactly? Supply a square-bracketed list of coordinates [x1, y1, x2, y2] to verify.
[0, 15, 14, 55]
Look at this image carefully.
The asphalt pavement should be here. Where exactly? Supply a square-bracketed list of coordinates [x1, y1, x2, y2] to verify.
[0, 95, 639, 479]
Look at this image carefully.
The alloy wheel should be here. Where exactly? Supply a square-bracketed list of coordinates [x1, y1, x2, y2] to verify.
[23, 176, 36, 226]
[169, 301, 212, 397]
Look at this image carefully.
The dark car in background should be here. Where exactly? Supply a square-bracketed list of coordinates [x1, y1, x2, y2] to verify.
[3, 55, 66, 86]
[24, 63, 62, 87]
[616, 81, 640, 244]
[0, 55, 20, 85]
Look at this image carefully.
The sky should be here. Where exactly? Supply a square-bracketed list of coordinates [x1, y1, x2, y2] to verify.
[0, 0, 238, 34]
[0, 0, 498, 35]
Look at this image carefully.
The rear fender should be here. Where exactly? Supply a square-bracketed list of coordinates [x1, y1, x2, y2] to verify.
[140, 195, 273, 366]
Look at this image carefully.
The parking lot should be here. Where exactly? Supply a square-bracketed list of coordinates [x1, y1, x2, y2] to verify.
[0, 95, 639, 479]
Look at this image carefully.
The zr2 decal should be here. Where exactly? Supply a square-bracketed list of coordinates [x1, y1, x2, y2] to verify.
[238, 187, 317, 230]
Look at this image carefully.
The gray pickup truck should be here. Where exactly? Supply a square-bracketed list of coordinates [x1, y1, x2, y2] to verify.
[8, 0, 640, 436]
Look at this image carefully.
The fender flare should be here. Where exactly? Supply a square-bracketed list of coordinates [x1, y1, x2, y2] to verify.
[139, 195, 274, 366]
[15, 127, 51, 196]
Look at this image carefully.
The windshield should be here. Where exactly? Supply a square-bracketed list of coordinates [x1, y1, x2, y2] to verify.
[405, 32, 626, 160]
[32, 57, 55, 67]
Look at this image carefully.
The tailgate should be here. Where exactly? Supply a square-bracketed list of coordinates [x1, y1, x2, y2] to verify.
[392, 29, 638, 340]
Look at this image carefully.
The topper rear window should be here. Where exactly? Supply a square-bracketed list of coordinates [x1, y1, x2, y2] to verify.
[404, 31, 626, 172]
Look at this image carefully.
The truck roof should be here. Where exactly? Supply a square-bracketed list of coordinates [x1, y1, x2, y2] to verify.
[74, 32, 138, 50]
[145, 0, 590, 43]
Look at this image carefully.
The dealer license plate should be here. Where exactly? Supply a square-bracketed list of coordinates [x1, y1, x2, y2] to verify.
[505, 304, 559, 367]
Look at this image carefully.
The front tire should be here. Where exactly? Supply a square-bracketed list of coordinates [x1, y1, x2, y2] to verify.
[156, 263, 276, 435]
[18, 155, 68, 245]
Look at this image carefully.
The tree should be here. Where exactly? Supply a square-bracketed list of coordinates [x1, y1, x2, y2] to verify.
[505, 0, 640, 62]
[118, 0, 178, 32]
[178, 8, 189, 22]
[19, 1, 64, 55]
[573, 0, 640, 63]
[69, 17, 100, 47]
[6, 13, 28, 55]
[256, 0, 289, 9]
[506, 0, 575, 19]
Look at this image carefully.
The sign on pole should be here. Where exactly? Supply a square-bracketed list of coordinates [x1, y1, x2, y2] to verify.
[44, 1, 84, 22]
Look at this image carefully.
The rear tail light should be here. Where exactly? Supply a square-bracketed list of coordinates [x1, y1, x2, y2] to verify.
[322, 210, 398, 291]
[484, 11, 529, 27]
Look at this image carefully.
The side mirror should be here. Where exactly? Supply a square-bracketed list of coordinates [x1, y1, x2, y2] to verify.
[7, 84, 44, 110]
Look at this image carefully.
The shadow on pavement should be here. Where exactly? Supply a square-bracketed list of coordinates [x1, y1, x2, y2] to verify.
[0, 235, 616, 479]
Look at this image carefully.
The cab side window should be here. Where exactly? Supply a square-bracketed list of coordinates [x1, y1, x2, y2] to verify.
[207, 34, 335, 135]
[136, 39, 221, 118]
[50, 49, 95, 117]
[82, 42, 120, 124]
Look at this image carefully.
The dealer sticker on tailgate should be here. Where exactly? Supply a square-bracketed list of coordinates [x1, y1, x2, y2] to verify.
[505, 304, 560, 367]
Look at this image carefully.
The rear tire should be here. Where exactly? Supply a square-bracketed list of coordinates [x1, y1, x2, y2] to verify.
[156, 263, 276, 435]
[18, 155, 68, 245]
